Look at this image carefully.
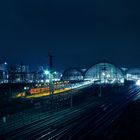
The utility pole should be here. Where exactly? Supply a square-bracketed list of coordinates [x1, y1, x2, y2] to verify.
[48, 53, 54, 94]
[99, 70, 102, 97]
[48, 53, 54, 110]
[20, 62, 23, 83]
[99, 65, 103, 97]
[70, 91, 73, 108]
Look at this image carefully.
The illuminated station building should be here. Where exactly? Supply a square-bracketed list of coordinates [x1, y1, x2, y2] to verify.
[61, 63, 125, 85]
[84, 63, 124, 85]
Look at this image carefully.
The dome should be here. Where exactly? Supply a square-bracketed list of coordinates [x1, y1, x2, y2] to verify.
[84, 63, 124, 84]
[61, 68, 84, 81]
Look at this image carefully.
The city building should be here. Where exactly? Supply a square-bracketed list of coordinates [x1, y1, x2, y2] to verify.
[0, 62, 8, 83]
[8, 64, 30, 83]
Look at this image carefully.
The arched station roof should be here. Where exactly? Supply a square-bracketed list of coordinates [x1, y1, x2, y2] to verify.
[84, 63, 124, 84]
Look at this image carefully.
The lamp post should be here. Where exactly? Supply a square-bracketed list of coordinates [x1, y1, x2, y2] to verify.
[44, 70, 54, 94]
[49, 72, 54, 95]
[44, 70, 54, 110]
[99, 70, 102, 97]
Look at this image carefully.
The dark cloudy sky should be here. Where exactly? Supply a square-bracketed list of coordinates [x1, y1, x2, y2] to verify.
[0, 0, 140, 70]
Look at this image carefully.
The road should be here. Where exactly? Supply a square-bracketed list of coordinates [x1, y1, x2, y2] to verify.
[1, 84, 139, 140]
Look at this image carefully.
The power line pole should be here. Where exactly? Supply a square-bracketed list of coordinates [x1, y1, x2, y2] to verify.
[20, 62, 24, 83]
[48, 53, 54, 111]
[48, 53, 54, 94]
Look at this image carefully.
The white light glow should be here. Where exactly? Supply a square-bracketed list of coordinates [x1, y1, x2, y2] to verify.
[53, 71, 57, 74]
[102, 72, 106, 76]
[44, 70, 50, 75]
[120, 79, 124, 83]
[136, 80, 140, 86]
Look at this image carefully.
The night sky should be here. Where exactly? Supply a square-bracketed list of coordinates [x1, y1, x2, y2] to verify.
[0, 0, 140, 70]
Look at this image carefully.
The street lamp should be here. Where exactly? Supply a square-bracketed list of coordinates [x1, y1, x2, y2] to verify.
[44, 69, 54, 94]
[53, 71, 57, 74]
[44, 70, 50, 75]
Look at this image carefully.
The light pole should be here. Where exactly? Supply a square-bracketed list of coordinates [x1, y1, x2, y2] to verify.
[70, 83, 74, 108]
[49, 72, 54, 95]
[70, 91, 73, 108]
[99, 70, 102, 97]
[44, 69, 54, 110]
[44, 70, 54, 94]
